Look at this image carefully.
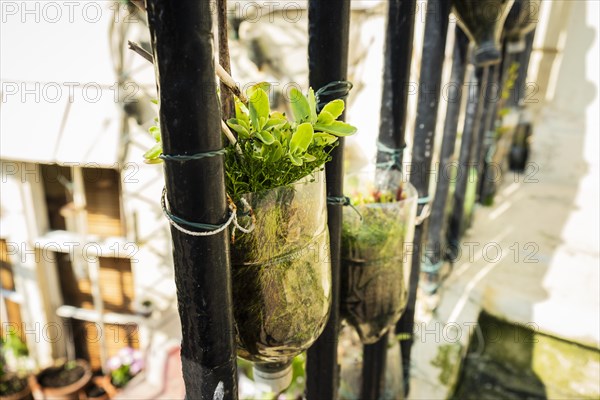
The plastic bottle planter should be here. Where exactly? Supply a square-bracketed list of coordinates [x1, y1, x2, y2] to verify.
[230, 170, 331, 364]
[453, 0, 515, 66]
[504, 0, 540, 42]
[340, 175, 417, 344]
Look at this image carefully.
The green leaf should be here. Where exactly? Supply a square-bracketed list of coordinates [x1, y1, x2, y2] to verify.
[226, 119, 250, 139]
[290, 87, 312, 123]
[314, 121, 357, 137]
[144, 158, 163, 165]
[279, 128, 292, 144]
[149, 126, 161, 141]
[288, 152, 303, 166]
[249, 82, 271, 95]
[290, 123, 314, 154]
[264, 118, 287, 131]
[248, 88, 270, 131]
[255, 130, 275, 145]
[308, 88, 318, 123]
[235, 99, 250, 122]
[143, 142, 162, 160]
[302, 153, 317, 162]
[150, 99, 158, 105]
[321, 99, 345, 119]
[317, 110, 334, 125]
[314, 132, 338, 145]
[268, 141, 284, 162]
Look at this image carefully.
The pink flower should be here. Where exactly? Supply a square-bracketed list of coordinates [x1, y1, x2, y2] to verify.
[118, 347, 135, 358]
[107, 355, 122, 371]
[130, 359, 144, 375]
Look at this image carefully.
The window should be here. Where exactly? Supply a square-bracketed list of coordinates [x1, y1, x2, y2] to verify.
[56, 254, 134, 313]
[40, 164, 124, 237]
[0, 239, 24, 341]
[41, 165, 72, 231]
[55, 253, 138, 369]
[82, 168, 124, 237]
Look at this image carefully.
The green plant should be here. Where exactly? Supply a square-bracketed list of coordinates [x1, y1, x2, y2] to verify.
[1, 334, 31, 396]
[107, 347, 144, 388]
[1, 332, 28, 360]
[340, 176, 415, 344]
[501, 61, 520, 102]
[1, 332, 30, 376]
[144, 83, 357, 201]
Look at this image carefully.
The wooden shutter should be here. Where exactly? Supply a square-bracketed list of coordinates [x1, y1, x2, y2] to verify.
[71, 321, 139, 371]
[97, 257, 134, 313]
[56, 252, 94, 309]
[0, 239, 24, 341]
[57, 255, 134, 313]
[40, 164, 72, 231]
[56, 254, 138, 369]
[83, 168, 124, 237]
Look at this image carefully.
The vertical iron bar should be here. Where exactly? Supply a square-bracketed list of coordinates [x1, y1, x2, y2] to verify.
[447, 66, 488, 254]
[361, 1, 417, 398]
[305, 1, 350, 399]
[508, 29, 536, 108]
[146, 2, 238, 399]
[479, 42, 514, 202]
[475, 63, 501, 201]
[421, 27, 470, 293]
[376, 0, 417, 168]
[395, 1, 451, 395]
[361, 333, 389, 400]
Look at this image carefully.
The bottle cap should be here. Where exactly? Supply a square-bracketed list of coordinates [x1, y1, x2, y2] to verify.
[253, 361, 293, 394]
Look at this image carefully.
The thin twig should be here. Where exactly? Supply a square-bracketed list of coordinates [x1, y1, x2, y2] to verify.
[217, 0, 235, 119]
[128, 40, 244, 153]
[216, 64, 247, 104]
[221, 121, 243, 155]
[131, 0, 146, 12]
[128, 40, 247, 104]
[127, 40, 153, 63]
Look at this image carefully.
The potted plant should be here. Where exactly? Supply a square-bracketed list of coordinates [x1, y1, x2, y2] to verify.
[84, 380, 110, 400]
[0, 372, 31, 400]
[0, 332, 33, 400]
[132, 298, 155, 318]
[106, 347, 144, 389]
[32, 359, 92, 400]
[145, 83, 357, 383]
[340, 170, 417, 344]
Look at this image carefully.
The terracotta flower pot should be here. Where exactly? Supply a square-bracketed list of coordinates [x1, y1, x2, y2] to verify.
[85, 376, 118, 400]
[32, 360, 92, 400]
[0, 374, 31, 400]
